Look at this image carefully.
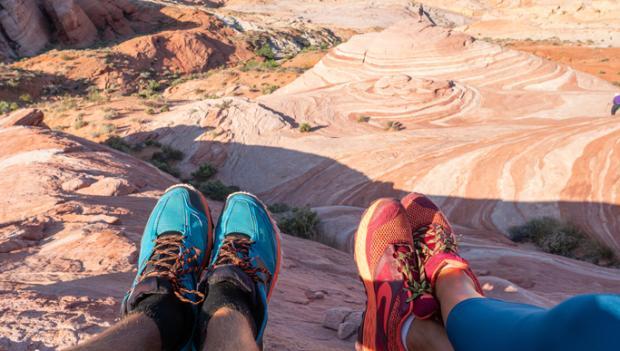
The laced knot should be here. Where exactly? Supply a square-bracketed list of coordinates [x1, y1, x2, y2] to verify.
[393, 244, 431, 302]
[214, 236, 271, 285]
[413, 223, 458, 258]
[139, 234, 204, 305]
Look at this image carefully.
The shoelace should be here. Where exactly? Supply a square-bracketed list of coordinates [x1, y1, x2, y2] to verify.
[393, 244, 431, 302]
[214, 236, 272, 284]
[396, 224, 458, 301]
[139, 235, 205, 304]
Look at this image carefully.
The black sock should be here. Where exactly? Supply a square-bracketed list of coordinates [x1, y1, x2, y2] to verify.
[133, 292, 194, 351]
[197, 281, 257, 347]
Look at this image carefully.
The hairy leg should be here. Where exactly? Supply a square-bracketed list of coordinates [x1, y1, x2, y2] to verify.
[201, 307, 259, 351]
[64, 313, 161, 351]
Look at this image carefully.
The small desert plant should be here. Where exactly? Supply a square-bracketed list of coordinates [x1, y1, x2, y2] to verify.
[0, 100, 19, 114]
[276, 207, 320, 240]
[103, 108, 119, 120]
[261, 84, 279, 95]
[103, 136, 133, 153]
[73, 115, 87, 129]
[150, 159, 180, 178]
[191, 163, 217, 182]
[152, 145, 184, 163]
[508, 217, 619, 267]
[385, 121, 404, 131]
[255, 43, 276, 60]
[357, 115, 370, 123]
[197, 180, 240, 201]
[138, 80, 162, 99]
[19, 93, 32, 104]
[145, 107, 156, 115]
[299, 123, 312, 133]
[217, 99, 233, 111]
[101, 123, 117, 135]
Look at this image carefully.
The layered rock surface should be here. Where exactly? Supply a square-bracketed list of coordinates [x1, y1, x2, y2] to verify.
[0, 122, 365, 350]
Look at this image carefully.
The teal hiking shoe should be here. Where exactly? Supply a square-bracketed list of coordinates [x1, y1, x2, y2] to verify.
[198, 192, 281, 346]
[121, 184, 214, 313]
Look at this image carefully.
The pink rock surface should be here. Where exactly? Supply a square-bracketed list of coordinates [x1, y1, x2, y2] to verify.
[0, 126, 363, 350]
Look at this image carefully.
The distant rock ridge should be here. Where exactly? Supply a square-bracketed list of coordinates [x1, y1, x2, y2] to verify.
[0, 0, 159, 61]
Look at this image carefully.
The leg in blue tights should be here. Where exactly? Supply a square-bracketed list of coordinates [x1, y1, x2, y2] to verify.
[446, 294, 620, 351]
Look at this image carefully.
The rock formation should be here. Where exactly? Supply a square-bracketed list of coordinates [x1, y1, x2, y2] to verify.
[0, 0, 162, 61]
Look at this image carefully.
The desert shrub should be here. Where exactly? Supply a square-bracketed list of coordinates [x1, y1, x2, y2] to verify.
[191, 163, 217, 182]
[152, 145, 184, 163]
[101, 123, 116, 135]
[198, 180, 240, 201]
[261, 84, 279, 95]
[103, 108, 119, 120]
[19, 93, 32, 104]
[138, 80, 162, 99]
[385, 121, 404, 131]
[240, 59, 280, 72]
[299, 123, 312, 133]
[357, 115, 370, 123]
[508, 217, 619, 267]
[73, 115, 87, 129]
[276, 207, 320, 240]
[86, 87, 106, 103]
[255, 43, 276, 60]
[268, 203, 291, 214]
[0, 100, 19, 114]
[103, 136, 133, 153]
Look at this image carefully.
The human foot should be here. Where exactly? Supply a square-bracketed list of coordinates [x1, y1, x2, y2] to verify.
[354, 198, 429, 351]
[121, 184, 214, 349]
[400, 193, 483, 318]
[197, 192, 281, 348]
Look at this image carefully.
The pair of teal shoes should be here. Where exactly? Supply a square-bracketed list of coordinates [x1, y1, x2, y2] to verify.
[121, 184, 281, 348]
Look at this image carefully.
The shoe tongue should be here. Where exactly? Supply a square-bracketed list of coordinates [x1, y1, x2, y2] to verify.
[208, 264, 256, 298]
[126, 277, 174, 311]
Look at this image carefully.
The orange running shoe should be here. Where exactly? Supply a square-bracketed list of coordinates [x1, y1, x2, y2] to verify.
[354, 198, 419, 351]
[400, 192, 483, 319]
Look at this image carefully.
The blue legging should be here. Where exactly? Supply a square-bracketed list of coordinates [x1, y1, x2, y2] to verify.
[446, 294, 620, 351]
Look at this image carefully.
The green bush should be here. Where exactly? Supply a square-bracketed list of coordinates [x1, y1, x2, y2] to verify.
[19, 93, 32, 104]
[198, 180, 240, 201]
[261, 84, 279, 95]
[152, 145, 184, 163]
[255, 43, 276, 60]
[299, 123, 312, 133]
[508, 217, 619, 267]
[0, 100, 19, 114]
[191, 163, 217, 182]
[103, 136, 133, 153]
[276, 207, 320, 240]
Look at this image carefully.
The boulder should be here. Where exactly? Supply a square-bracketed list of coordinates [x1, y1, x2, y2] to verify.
[0, 108, 45, 128]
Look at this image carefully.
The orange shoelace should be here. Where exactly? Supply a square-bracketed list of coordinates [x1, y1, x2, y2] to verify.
[213, 236, 271, 285]
[138, 235, 205, 304]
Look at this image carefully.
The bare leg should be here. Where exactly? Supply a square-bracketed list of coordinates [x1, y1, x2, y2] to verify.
[404, 268, 482, 351]
[64, 313, 161, 351]
[435, 268, 484, 326]
[406, 318, 454, 351]
[202, 307, 259, 351]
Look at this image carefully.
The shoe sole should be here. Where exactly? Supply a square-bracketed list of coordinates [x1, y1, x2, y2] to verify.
[164, 183, 215, 271]
[224, 191, 282, 301]
[354, 199, 385, 351]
